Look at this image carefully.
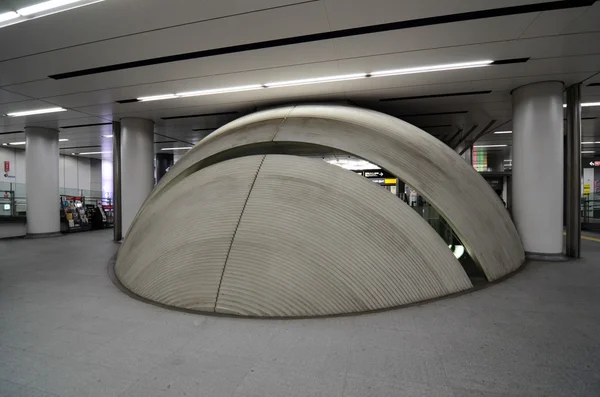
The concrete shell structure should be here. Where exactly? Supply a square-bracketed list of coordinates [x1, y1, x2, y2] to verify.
[116, 154, 473, 316]
[115, 104, 525, 317]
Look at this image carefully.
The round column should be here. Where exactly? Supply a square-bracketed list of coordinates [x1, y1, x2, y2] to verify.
[121, 118, 154, 236]
[155, 152, 173, 183]
[25, 127, 60, 236]
[512, 81, 564, 258]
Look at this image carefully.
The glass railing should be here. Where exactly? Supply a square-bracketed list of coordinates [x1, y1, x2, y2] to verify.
[410, 199, 484, 280]
[582, 196, 600, 224]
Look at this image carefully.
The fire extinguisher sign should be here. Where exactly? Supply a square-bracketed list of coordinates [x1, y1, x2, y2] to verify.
[3, 161, 9, 173]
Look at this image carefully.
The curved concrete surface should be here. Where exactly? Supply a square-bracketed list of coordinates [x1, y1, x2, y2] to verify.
[131, 105, 524, 281]
[116, 154, 472, 317]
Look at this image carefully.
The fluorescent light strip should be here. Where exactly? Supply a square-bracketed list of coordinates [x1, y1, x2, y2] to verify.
[564, 103, 600, 108]
[263, 74, 366, 88]
[8, 141, 26, 145]
[582, 141, 600, 144]
[102, 135, 113, 138]
[582, 151, 596, 154]
[78, 151, 110, 155]
[0, 11, 19, 22]
[6, 107, 66, 117]
[177, 85, 263, 97]
[135, 60, 493, 103]
[370, 60, 493, 77]
[473, 144, 508, 148]
[0, 1, 103, 29]
[18, 0, 83, 15]
[161, 147, 192, 151]
[494, 130, 512, 134]
[59, 138, 68, 142]
[138, 94, 178, 102]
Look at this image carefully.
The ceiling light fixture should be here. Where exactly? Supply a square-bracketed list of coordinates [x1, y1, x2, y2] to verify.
[370, 60, 493, 78]
[78, 151, 110, 155]
[564, 103, 600, 108]
[0, 11, 19, 22]
[177, 85, 263, 97]
[8, 141, 26, 145]
[59, 138, 68, 142]
[473, 144, 508, 148]
[263, 74, 367, 88]
[132, 59, 494, 103]
[6, 107, 67, 117]
[18, 0, 91, 16]
[138, 94, 179, 102]
[102, 134, 113, 138]
[1, 143, 7, 146]
[582, 151, 595, 154]
[161, 147, 192, 151]
[494, 130, 512, 134]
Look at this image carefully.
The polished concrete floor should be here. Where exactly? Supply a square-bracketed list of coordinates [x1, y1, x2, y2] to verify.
[0, 230, 599, 397]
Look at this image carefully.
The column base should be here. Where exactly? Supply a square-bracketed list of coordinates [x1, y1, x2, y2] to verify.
[525, 251, 569, 262]
[26, 231, 64, 239]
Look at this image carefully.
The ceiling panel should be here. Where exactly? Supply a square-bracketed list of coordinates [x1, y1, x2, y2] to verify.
[332, 14, 537, 58]
[562, 1, 600, 34]
[0, 1, 329, 86]
[3, 40, 337, 98]
[518, 8, 586, 38]
[0, 0, 311, 61]
[323, 0, 548, 29]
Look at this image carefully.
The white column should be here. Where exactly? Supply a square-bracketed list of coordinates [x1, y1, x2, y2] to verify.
[120, 118, 154, 236]
[25, 127, 60, 236]
[512, 81, 564, 257]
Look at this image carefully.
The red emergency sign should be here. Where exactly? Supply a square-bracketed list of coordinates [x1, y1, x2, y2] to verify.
[3, 161, 9, 173]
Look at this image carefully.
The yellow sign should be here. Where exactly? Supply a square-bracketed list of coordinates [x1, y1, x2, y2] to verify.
[384, 179, 397, 185]
[584, 184, 591, 195]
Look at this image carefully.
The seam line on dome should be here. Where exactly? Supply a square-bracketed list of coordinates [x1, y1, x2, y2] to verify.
[213, 155, 267, 311]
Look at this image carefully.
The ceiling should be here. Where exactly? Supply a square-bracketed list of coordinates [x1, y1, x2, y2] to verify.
[0, 0, 599, 161]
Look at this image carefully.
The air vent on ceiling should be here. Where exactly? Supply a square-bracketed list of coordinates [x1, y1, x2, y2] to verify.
[161, 112, 238, 120]
[380, 91, 492, 102]
[0, 130, 24, 136]
[60, 122, 112, 129]
[116, 99, 140, 104]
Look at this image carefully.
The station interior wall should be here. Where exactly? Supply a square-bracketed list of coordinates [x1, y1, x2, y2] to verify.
[0, 146, 103, 200]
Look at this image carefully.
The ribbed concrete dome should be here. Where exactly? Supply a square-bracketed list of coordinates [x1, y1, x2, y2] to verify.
[116, 154, 473, 317]
[115, 104, 525, 317]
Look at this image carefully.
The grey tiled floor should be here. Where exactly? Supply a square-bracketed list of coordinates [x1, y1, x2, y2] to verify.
[1, 230, 599, 396]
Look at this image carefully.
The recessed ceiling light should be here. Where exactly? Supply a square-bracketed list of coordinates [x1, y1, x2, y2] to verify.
[132, 59, 495, 103]
[564, 103, 600, 108]
[161, 147, 192, 151]
[473, 144, 508, 148]
[0, 11, 19, 22]
[78, 151, 110, 155]
[6, 107, 67, 117]
[176, 85, 263, 98]
[102, 134, 113, 138]
[494, 130, 512, 134]
[264, 74, 366, 88]
[18, 0, 96, 16]
[138, 94, 179, 102]
[8, 141, 26, 145]
[370, 60, 493, 78]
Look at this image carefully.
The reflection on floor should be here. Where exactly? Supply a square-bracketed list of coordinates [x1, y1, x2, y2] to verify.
[0, 229, 599, 396]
